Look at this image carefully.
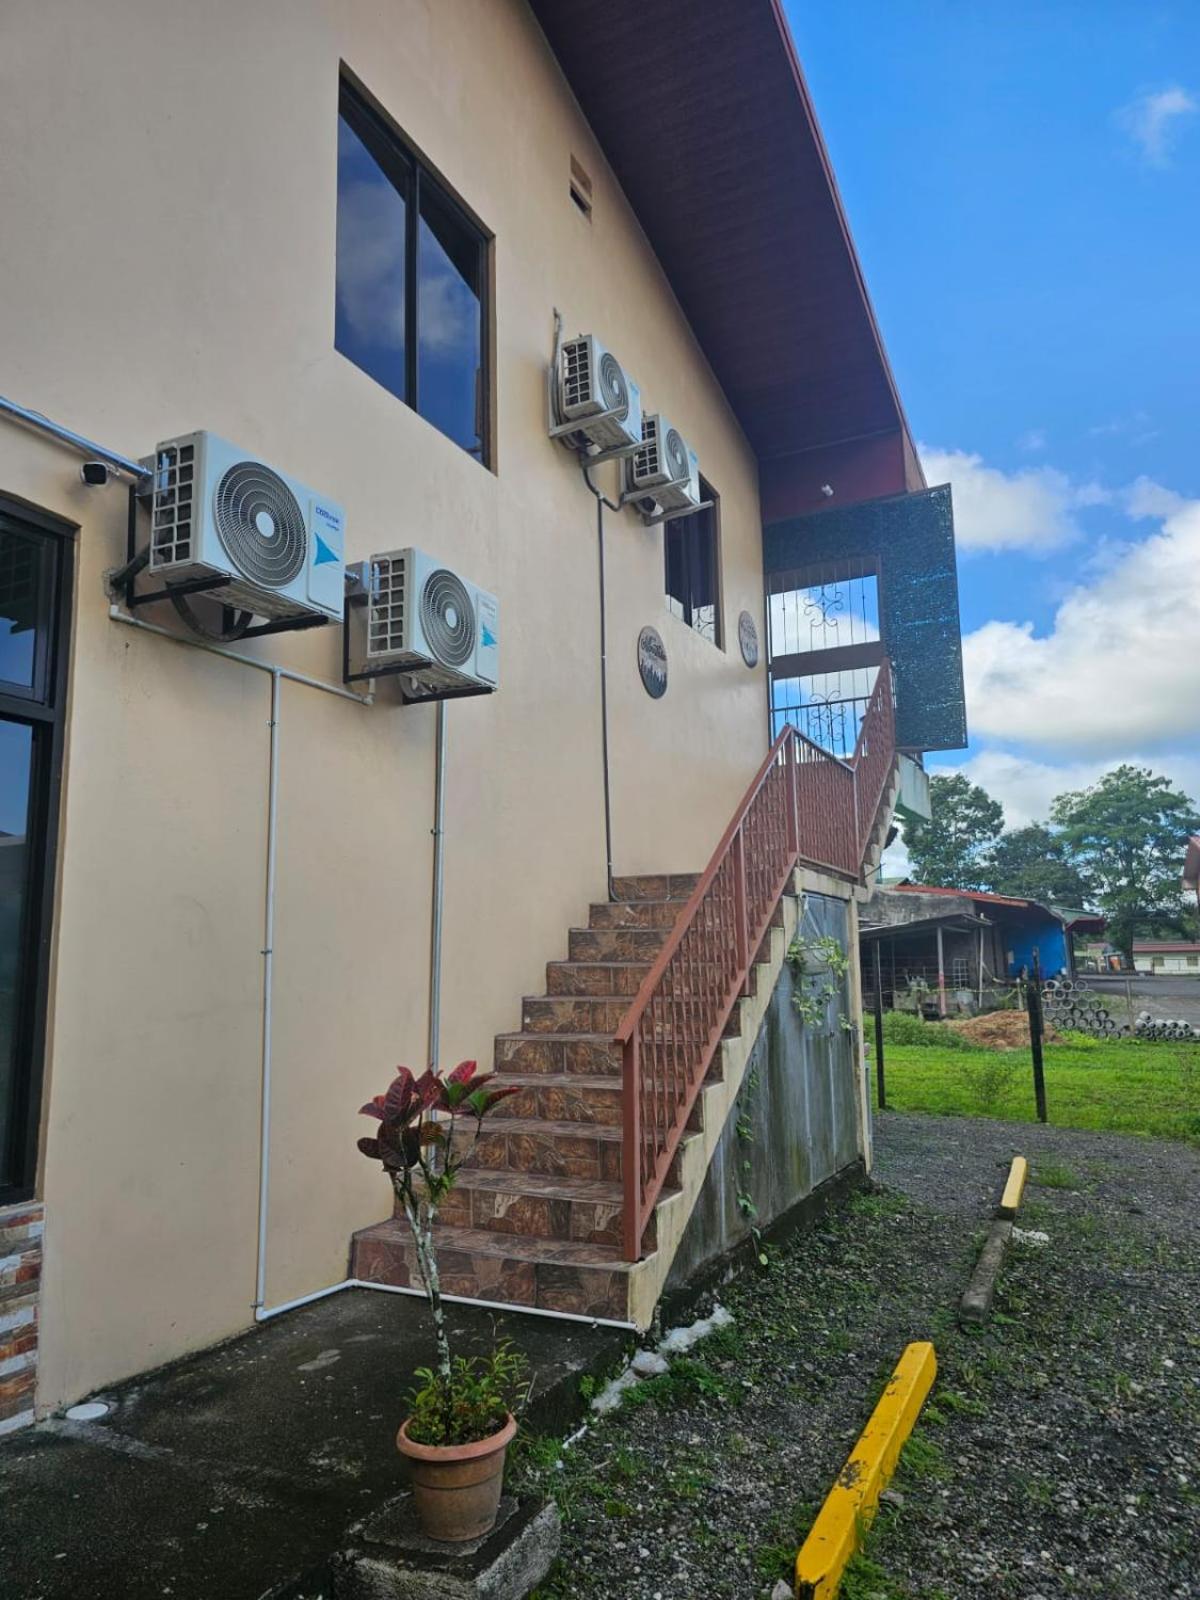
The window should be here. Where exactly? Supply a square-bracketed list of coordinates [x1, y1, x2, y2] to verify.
[1188, 955, 1198, 968]
[664, 478, 722, 646]
[335, 77, 491, 464]
[0, 502, 72, 1202]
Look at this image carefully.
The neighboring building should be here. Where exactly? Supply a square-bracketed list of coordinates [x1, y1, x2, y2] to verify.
[861, 885, 1104, 1013]
[1132, 941, 1200, 975]
[0, 0, 964, 1426]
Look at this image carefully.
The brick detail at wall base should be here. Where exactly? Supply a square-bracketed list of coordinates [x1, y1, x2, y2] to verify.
[0, 1202, 43, 1435]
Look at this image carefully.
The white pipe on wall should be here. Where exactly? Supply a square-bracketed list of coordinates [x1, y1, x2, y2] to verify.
[253, 669, 282, 1313]
[427, 700, 447, 1068]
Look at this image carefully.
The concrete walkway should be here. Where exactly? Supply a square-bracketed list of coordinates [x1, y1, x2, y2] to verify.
[0, 1289, 625, 1600]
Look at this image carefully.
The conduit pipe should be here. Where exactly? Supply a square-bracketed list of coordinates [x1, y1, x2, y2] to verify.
[253, 669, 282, 1314]
[0, 393, 149, 482]
[427, 700, 447, 1068]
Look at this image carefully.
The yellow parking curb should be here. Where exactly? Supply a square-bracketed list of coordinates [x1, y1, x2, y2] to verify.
[794, 1341, 937, 1600]
[997, 1156, 1028, 1219]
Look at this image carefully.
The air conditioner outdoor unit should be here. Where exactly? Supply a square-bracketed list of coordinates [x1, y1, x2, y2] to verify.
[554, 334, 642, 453]
[624, 414, 701, 514]
[145, 431, 345, 622]
[358, 547, 498, 695]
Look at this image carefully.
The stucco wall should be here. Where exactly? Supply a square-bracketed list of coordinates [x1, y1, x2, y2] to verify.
[0, 0, 768, 1407]
[665, 893, 860, 1292]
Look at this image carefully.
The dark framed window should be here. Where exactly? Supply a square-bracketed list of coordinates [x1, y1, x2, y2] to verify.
[0, 499, 73, 1203]
[665, 478, 722, 647]
[335, 75, 492, 466]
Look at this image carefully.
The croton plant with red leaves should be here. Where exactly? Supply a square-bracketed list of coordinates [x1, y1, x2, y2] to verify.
[357, 1062, 520, 1381]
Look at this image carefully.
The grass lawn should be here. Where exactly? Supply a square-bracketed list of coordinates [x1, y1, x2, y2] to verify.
[882, 1036, 1200, 1143]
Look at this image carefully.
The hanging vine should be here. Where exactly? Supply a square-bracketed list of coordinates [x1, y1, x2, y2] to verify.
[786, 931, 852, 1039]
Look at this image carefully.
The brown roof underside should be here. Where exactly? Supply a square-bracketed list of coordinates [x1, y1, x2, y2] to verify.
[529, 0, 911, 464]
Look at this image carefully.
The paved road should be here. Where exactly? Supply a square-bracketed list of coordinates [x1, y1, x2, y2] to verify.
[1084, 972, 1200, 1027]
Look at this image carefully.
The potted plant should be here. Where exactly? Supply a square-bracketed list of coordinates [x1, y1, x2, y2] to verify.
[357, 1061, 529, 1542]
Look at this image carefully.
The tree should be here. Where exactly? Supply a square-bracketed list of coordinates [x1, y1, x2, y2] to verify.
[903, 773, 1004, 888]
[982, 823, 1092, 906]
[1050, 765, 1200, 957]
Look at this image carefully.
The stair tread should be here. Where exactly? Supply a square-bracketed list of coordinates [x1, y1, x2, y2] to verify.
[551, 957, 653, 968]
[469, 1114, 622, 1141]
[357, 1217, 631, 1270]
[447, 1168, 624, 1203]
[493, 1073, 619, 1092]
[496, 1031, 618, 1045]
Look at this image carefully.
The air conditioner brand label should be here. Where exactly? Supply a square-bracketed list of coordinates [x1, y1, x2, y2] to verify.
[308, 497, 346, 614]
[476, 592, 499, 686]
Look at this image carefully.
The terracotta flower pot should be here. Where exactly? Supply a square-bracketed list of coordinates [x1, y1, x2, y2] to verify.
[396, 1412, 517, 1543]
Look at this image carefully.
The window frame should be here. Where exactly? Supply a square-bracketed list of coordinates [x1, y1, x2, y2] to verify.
[663, 476, 723, 649]
[336, 70, 495, 469]
[0, 495, 74, 1205]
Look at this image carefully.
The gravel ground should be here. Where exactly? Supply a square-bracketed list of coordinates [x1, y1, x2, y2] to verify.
[519, 1111, 1200, 1599]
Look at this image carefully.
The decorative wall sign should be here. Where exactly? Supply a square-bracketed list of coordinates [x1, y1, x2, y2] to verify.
[637, 625, 668, 699]
[737, 610, 759, 669]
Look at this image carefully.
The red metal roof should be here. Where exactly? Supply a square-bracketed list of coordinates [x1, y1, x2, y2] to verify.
[1132, 941, 1200, 953]
[893, 885, 1039, 909]
[528, 0, 918, 474]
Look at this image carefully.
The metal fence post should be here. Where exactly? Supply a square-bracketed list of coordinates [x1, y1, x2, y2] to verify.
[786, 733, 800, 857]
[732, 823, 750, 995]
[1027, 957, 1048, 1123]
[873, 941, 886, 1109]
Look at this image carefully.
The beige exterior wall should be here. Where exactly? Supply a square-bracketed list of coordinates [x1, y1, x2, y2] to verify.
[0, 0, 769, 1408]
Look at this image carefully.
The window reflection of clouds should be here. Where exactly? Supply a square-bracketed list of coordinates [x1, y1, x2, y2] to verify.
[335, 117, 407, 399]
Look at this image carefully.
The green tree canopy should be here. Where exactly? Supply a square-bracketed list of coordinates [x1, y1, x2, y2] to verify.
[1049, 765, 1200, 956]
[982, 823, 1092, 906]
[903, 773, 1004, 889]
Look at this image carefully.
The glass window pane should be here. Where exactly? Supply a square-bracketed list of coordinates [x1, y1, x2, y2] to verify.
[664, 522, 687, 622]
[418, 184, 484, 458]
[0, 527, 44, 690]
[335, 112, 409, 405]
[0, 720, 34, 1189]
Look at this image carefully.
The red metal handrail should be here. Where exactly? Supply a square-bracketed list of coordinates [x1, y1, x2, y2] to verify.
[613, 661, 896, 1260]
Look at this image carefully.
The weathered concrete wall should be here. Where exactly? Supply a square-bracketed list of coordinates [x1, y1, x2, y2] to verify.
[665, 893, 860, 1291]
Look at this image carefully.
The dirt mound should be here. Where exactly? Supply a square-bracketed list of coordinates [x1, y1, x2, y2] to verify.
[947, 1010, 1062, 1050]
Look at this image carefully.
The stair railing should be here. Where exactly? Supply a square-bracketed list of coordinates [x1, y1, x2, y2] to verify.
[614, 661, 896, 1260]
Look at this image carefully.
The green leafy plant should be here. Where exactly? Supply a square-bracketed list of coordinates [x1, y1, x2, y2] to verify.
[406, 1340, 530, 1447]
[356, 1062, 521, 1431]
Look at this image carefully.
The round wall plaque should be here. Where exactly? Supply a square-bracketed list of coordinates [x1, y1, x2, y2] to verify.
[737, 610, 760, 669]
[637, 625, 668, 699]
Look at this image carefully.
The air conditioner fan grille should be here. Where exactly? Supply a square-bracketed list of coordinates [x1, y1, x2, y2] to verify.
[420, 568, 475, 667]
[662, 427, 689, 484]
[213, 462, 306, 588]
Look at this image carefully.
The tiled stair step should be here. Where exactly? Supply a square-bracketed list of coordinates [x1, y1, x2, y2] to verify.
[486, 1073, 623, 1125]
[568, 926, 669, 961]
[466, 1115, 623, 1181]
[351, 1219, 633, 1320]
[546, 959, 650, 997]
[495, 1032, 621, 1076]
[610, 874, 698, 902]
[587, 899, 688, 930]
[521, 996, 630, 1034]
[429, 1167, 659, 1250]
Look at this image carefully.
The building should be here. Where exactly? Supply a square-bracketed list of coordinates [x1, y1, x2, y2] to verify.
[1132, 941, 1200, 975]
[0, 0, 964, 1429]
[861, 885, 1104, 1013]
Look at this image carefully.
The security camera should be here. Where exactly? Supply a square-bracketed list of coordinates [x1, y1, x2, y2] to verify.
[820, 483, 834, 498]
[80, 461, 114, 486]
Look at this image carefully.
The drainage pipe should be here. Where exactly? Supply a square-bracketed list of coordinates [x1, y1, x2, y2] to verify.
[582, 465, 620, 899]
[254, 1274, 635, 1330]
[253, 669, 282, 1313]
[0, 393, 148, 482]
[427, 700, 447, 1068]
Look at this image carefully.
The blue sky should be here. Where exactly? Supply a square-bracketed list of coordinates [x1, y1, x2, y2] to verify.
[785, 0, 1200, 833]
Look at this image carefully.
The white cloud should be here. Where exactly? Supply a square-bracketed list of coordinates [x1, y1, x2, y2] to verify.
[1123, 475, 1188, 520]
[1018, 429, 1047, 453]
[919, 445, 1109, 554]
[928, 749, 1200, 832]
[1117, 85, 1198, 166]
[962, 494, 1200, 755]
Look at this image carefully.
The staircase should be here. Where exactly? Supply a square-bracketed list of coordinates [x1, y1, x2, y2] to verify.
[351, 668, 899, 1325]
[350, 873, 780, 1324]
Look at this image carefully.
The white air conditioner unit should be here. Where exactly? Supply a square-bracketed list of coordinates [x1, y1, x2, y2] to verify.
[360, 547, 498, 695]
[624, 414, 701, 514]
[146, 431, 345, 621]
[554, 334, 642, 453]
